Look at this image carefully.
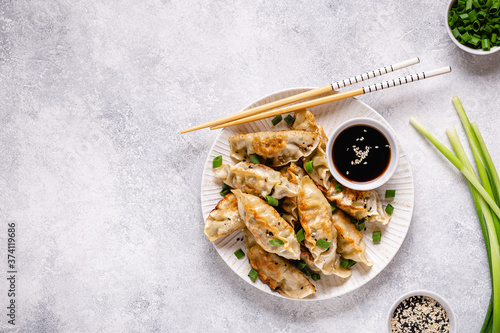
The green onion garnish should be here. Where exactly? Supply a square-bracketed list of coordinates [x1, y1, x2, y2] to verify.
[213, 155, 222, 168]
[448, 0, 500, 50]
[340, 259, 357, 269]
[248, 268, 258, 281]
[385, 189, 396, 198]
[296, 260, 307, 270]
[305, 160, 314, 173]
[234, 249, 245, 259]
[335, 182, 342, 192]
[316, 239, 331, 249]
[296, 228, 305, 242]
[373, 230, 382, 242]
[311, 273, 321, 281]
[284, 114, 295, 125]
[269, 238, 284, 247]
[272, 115, 283, 126]
[220, 183, 231, 196]
[357, 220, 365, 231]
[331, 203, 337, 212]
[266, 196, 279, 206]
[385, 204, 394, 215]
[249, 153, 260, 164]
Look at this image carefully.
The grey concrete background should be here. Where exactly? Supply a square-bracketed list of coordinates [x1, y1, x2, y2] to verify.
[1, 0, 499, 332]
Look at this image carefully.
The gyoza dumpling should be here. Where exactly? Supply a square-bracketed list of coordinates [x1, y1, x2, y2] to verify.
[244, 229, 316, 299]
[232, 189, 300, 260]
[214, 162, 298, 199]
[326, 187, 390, 225]
[297, 176, 351, 278]
[204, 193, 245, 242]
[229, 130, 320, 167]
[331, 209, 373, 267]
[291, 110, 334, 191]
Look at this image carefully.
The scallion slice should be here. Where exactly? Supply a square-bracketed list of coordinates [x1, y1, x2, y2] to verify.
[266, 196, 279, 206]
[341, 259, 349, 269]
[335, 182, 342, 192]
[284, 114, 295, 125]
[220, 183, 231, 196]
[385, 189, 396, 198]
[311, 273, 321, 281]
[213, 155, 222, 168]
[373, 230, 382, 242]
[331, 203, 337, 212]
[305, 160, 314, 173]
[296, 260, 307, 270]
[272, 115, 283, 126]
[234, 249, 245, 259]
[249, 153, 260, 164]
[269, 238, 284, 247]
[385, 204, 394, 214]
[248, 268, 258, 281]
[296, 228, 305, 242]
[316, 239, 331, 249]
[357, 220, 365, 231]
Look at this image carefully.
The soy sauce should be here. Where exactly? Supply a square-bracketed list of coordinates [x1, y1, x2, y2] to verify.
[332, 125, 391, 183]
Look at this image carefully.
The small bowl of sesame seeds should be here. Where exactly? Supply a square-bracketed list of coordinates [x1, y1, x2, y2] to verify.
[327, 117, 399, 191]
[387, 290, 457, 333]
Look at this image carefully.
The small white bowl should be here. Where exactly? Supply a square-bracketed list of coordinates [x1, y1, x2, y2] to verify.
[326, 117, 399, 191]
[446, 0, 500, 55]
[387, 290, 457, 333]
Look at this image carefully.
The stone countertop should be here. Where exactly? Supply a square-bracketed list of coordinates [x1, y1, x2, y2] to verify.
[1, 1, 499, 332]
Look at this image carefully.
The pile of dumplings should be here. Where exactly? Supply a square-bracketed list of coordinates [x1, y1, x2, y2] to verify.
[204, 109, 391, 299]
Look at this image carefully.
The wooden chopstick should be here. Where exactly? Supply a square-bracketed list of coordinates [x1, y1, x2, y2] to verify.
[180, 57, 420, 134]
[211, 66, 452, 130]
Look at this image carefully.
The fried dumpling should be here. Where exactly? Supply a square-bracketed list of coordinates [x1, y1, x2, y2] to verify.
[331, 209, 373, 267]
[326, 187, 390, 225]
[204, 193, 245, 242]
[232, 189, 300, 260]
[291, 110, 334, 191]
[244, 229, 316, 299]
[214, 162, 298, 199]
[297, 176, 351, 278]
[229, 130, 320, 167]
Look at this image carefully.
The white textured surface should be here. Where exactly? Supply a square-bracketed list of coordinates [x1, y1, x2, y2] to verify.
[0, 1, 498, 332]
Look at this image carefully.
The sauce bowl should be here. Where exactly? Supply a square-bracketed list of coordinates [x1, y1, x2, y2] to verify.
[326, 117, 399, 191]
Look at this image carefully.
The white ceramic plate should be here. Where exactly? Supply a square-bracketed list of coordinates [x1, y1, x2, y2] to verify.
[201, 88, 414, 300]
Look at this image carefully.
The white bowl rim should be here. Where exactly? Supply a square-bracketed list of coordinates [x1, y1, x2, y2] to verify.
[326, 117, 400, 191]
[445, 0, 500, 55]
[387, 289, 457, 333]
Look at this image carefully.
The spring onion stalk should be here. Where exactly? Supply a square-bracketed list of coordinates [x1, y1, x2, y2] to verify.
[411, 97, 500, 333]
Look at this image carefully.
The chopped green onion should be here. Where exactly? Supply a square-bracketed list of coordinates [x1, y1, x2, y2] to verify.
[249, 153, 260, 164]
[248, 268, 258, 281]
[316, 239, 331, 249]
[220, 183, 231, 196]
[311, 273, 321, 281]
[269, 238, 284, 247]
[385, 203, 394, 215]
[284, 114, 295, 125]
[331, 203, 337, 212]
[483, 37, 492, 50]
[213, 155, 222, 168]
[266, 196, 279, 206]
[234, 249, 245, 259]
[341, 259, 357, 268]
[296, 260, 307, 270]
[385, 189, 396, 198]
[296, 228, 305, 242]
[305, 160, 314, 173]
[373, 230, 382, 242]
[272, 115, 283, 126]
[357, 220, 365, 231]
[335, 182, 342, 192]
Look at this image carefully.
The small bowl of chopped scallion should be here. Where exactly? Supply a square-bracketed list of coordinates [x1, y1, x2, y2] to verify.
[446, 0, 500, 54]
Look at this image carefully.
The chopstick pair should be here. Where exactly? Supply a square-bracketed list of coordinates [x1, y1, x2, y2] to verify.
[180, 58, 451, 134]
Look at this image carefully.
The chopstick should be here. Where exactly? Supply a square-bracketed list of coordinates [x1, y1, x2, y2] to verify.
[211, 66, 452, 130]
[180, 57, 420, 134]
